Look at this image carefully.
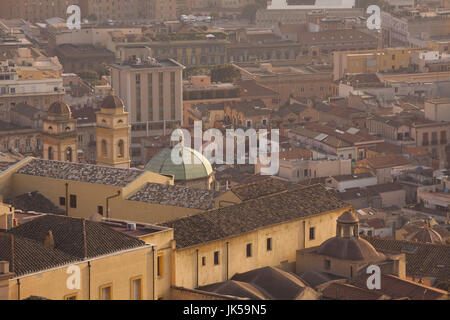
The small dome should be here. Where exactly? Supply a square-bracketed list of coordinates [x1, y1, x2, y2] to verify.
[411, 226, 444, 244]
[317, 237, 385, 261]
[47, 101, 71, 119]
[144, 147, 213, 181]
[337, 211, 359, 224]
[101, 95, 124, 110]
[317, 210, 385, 261]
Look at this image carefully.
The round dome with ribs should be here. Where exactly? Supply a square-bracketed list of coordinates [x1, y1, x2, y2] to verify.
[101, 95, 124, 110]
[47, 101, 71, 119]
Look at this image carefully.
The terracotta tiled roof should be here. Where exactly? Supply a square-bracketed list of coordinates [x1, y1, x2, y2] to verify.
[127, 182, 219, 210]
[230, 99, 272, 116]
[230, 176, 299, 201]
[321, 282, 387, 300]
[364, 154, 411, 169]
[332, 172, 374, 182]
[338, 183, 404, 201]
[71, 107, 97, 124]
[238, 80, 279, 98]
[16, 158, 145, 186]
[0, 232, 78, 277]
[404, 146, 430, 157]
[8, 215, 146, 260]
[273, 103, 309, 118]
[355, 274, 448, 300]
[368, 142, 402, 155]
[5, 191, 65, 215]
[278, 149, 312, 160]
[161, 184, 350, 249]
[363, 237, 450, 285]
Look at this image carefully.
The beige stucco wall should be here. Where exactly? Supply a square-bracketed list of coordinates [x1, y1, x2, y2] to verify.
[110, 198, 202, 224]
[1, 168, 187, 224]
[379, 189, 406, 208]
[12, 174, 121, 218]
[172, 206, 352, 289]
[8, 246, 153, 300]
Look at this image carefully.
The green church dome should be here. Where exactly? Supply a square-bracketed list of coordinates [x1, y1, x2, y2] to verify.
[144, 147, 213, 181]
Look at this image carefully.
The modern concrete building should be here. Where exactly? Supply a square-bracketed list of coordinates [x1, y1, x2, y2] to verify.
[110, 57, 184, 154]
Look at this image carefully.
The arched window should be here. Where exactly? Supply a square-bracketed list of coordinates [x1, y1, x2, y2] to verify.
[118, 140, 124, 158]
[66, 147, 72, 162]
[48, 146, 53, 160]
[101, 140, 107, 156]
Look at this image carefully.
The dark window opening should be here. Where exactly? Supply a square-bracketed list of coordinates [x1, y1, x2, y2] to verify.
[214, 251, 219, 265]
[246, 243, 252, 257]
[267, 238, 272, 251]
[59, 197, 66, 206]
[70, 195, 77, 208]
[309, 227, 315, 240]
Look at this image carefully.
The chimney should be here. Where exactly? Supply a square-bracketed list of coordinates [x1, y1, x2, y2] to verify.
[44, 230, 55, 249]
[0, 261, 9, 274]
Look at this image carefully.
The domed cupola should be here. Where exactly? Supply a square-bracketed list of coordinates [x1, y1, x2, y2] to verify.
[101, 94, 125, 111]
[47, 101, 72, 120]
[410, 222, 444, 244]
[317, 211, 385, 261]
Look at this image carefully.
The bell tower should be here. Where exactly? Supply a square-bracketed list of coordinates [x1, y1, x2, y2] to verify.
[96, 94, 131, 168]
[42, 101, 77, 162]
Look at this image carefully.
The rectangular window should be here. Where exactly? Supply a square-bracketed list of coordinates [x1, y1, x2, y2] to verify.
[157, 255, 163, 277]
[214, 251, 219, 265]
[309, 227, 315, 240]
[441, 131, 447, 144]
[59, 197, 66, 206]
[70, 195, 77, 208]
[130, 277, 142, 300]
[97, 206, 103, 215]
[266, 238, 272, 251]
[246, 243, 252, 257]
[432, 132, 438, 145]
[99, 284, 112, 300]
[324, 259, 331, 270]
[422, 132, 429, 146]
[202, 256, 206, 266]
